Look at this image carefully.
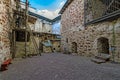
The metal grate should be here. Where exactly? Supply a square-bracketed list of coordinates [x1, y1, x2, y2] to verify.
[103, 0, 120, 15]
[85, 0, 120, 24]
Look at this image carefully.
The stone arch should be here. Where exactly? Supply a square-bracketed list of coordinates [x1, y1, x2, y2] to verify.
[71, 42, 77, 53]
[97, 37, 109, 54]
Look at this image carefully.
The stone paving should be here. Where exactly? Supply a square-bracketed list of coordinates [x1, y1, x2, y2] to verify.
[1, 53, 120, 80]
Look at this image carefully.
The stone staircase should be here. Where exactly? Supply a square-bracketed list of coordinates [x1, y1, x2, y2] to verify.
[91, 53, 111, 64]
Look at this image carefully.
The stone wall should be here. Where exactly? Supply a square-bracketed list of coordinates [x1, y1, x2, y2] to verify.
[61, 0, 85, 54]
[61, 0, 120, 62]
[0, 0, 12, 63]
[52, 41, 61, 52]
[15, 34, 61, 57]
[61, 0, 85, 33]
[15, 35, 41, 58]
[41, 34, 61, 53]
[34, 19, 52, 33]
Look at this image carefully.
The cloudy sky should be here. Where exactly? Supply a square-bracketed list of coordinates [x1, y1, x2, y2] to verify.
[21, 0, 66, 19]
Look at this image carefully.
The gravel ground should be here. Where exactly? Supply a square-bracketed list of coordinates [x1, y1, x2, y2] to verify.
[1, 53, 120, 80]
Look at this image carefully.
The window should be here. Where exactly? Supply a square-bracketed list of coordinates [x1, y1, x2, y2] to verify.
[16, 30, 30, 42]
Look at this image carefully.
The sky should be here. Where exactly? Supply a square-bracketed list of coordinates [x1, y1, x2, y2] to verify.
[21, 0, 66, 19]
[21, 0, 65, 34]
[52, 22, 61, 34]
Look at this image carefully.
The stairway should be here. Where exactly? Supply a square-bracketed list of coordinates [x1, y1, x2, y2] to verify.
[91, 53, 111, 64]
[103, 0, 120, 15]
[27, 25, 41, 56]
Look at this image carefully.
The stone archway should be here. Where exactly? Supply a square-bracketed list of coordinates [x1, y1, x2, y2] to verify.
[97, 37, 109, 54]
[71, 42, 77, 53]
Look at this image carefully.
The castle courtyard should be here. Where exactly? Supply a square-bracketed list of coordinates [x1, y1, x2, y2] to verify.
[1, 53, 120, 80]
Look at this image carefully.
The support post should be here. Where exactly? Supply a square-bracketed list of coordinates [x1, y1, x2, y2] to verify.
[13, 30, 16, 59]
[39, 34, 41, 56]
[24, 0, 29, 58]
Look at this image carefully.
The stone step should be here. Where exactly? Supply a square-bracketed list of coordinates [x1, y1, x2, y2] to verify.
[27, 54, 38, 57]
[91, 58, 106, 64]
[95, 53, 111, 61]
[72, 53, 78, 56]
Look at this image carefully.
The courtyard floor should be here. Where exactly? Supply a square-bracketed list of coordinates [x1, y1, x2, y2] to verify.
[1, 53, 120, 80]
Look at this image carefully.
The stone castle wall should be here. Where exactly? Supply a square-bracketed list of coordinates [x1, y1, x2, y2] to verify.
[61, 0, 84, 32]
[61, 0, 120, 62]
[0, 0, 12, 63]
[61, 0, 85, 54]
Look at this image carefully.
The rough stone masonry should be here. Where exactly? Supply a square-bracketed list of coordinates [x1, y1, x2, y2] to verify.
[0, 0, 12, 64]
[60, 0, 120, 62]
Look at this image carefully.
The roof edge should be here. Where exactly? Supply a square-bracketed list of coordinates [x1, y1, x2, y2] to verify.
[59, 0, 73, 14]
[28, 11, 61, 23]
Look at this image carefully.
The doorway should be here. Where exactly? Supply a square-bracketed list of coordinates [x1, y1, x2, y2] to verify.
[97, 37, 109, 54]
[71, 42, 77, 53]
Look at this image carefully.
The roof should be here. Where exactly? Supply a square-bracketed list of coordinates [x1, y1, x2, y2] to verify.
[28, 11, 61, 23]
[59, 0, 73, 14]
[28, 11, 52, 22]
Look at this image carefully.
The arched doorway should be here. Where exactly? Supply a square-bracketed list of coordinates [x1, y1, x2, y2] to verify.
[97, 37, 109, 54]
[71, 42, 77, 53]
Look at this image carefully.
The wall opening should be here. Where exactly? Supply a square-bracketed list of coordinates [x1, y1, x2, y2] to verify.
[97, 37, 109, 54]
[66, 38, 68, 43]
[71, 42, 77, 53]
[15, 30, 30, 42]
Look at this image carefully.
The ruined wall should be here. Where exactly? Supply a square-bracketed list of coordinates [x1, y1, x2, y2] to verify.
[43, 23, 52, 33]
[52, 41, 61, 52]
[61, 0, 120, 62]
[15, 36, 39, 58]
[34, 19, 52, 33]
[28, 22, 35, 31]
[28, 19, 52, 33]
[15, 34, 61, 57]
[15, 42, 34, 58]
[0, 0, 12, 63]
[42, 34, 61, 53]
